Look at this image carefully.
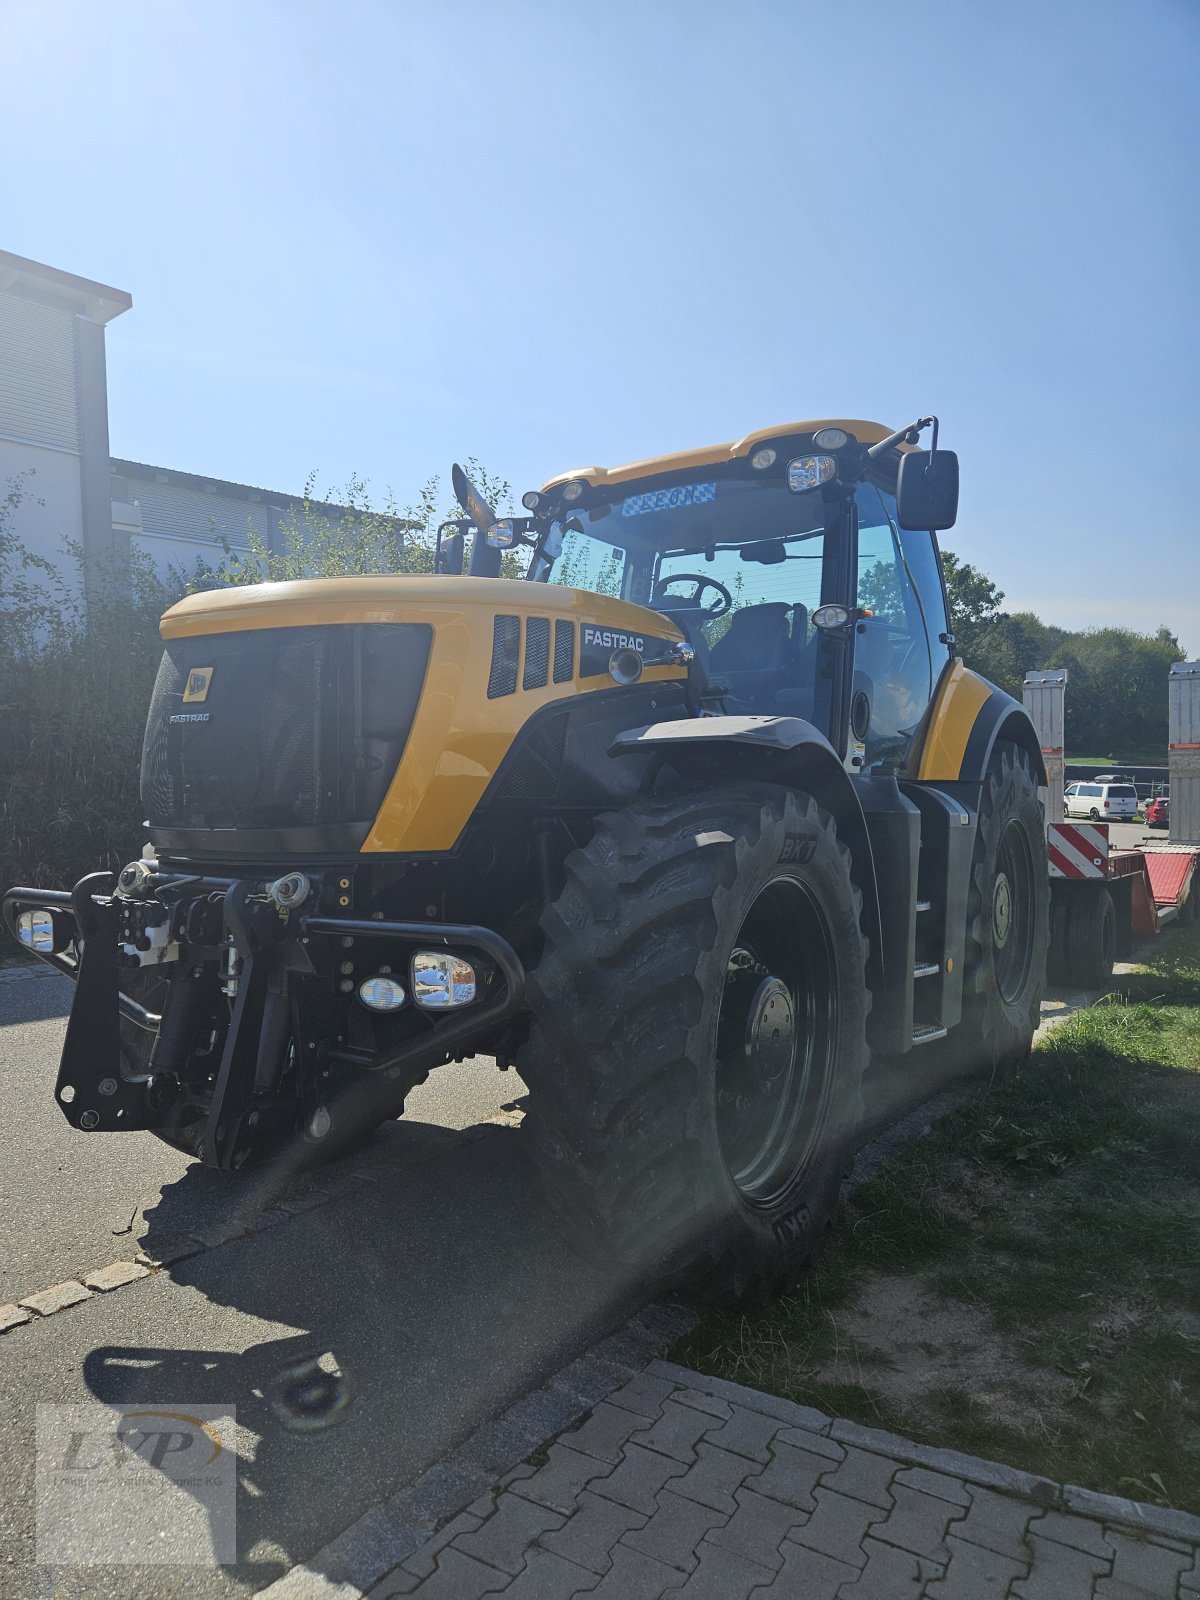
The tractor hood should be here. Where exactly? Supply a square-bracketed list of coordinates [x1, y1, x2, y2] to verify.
[145, 577, 688, 861]
[158, 575, 682, 643]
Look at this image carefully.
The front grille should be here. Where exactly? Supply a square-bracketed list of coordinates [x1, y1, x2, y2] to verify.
[141, 623, 432, 831]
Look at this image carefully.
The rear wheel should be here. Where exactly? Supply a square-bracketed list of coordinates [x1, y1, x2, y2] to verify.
[520, 784, 869, 1301]
[1063, 887, 1117, 989]
[955, 744, 1049, 1078]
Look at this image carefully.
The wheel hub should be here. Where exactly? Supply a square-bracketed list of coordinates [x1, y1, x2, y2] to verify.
[744, 976, 795, 1092]
[992, 873, 1012, 948]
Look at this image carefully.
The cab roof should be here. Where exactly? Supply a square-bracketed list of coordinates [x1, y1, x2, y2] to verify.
[541, 418, 905, 493]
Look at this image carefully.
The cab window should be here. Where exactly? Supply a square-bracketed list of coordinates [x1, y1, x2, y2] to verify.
[854, 485, 950, 769]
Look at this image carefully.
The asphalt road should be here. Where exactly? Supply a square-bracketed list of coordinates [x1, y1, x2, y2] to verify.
[0, 970, 642, 1600]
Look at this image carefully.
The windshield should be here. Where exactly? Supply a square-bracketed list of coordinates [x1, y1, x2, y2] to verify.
[544, 474, 830, 613]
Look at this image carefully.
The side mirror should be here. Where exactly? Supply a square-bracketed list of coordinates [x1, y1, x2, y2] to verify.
[436, 531, 465, 574]
[897, 449, 959, 531]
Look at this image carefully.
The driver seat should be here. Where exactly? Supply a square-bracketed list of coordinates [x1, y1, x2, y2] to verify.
[709, 602, 792, 676]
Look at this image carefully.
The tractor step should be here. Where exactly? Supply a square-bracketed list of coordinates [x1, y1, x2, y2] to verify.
[914, 962, 940, 979]
[911, 1023, 948, 1045]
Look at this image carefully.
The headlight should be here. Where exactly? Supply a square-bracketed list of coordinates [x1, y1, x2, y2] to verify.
[411, 952, 477, 1009]
[17, 910, 56, 952]
[787, 456, 837, 493]
[358, 976, 407, 1012]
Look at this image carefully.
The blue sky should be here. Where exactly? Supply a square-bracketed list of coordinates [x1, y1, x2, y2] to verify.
[4, 0, 1196, 650]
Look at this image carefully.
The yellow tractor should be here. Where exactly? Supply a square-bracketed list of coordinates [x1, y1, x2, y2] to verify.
[6, 417, 1048, 1297]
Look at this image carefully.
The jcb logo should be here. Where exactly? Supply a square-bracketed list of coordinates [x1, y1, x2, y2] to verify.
[183, 667, 214, 703]
[780, 834, 815, 865]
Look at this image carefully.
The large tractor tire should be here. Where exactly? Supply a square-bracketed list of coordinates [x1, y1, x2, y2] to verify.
[520, 784, 870, 1301]
[956, 743, 1049, 1078]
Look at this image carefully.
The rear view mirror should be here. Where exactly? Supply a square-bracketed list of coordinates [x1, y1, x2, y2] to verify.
[897, 449, 959, 531]
[740, 538, 787, 565]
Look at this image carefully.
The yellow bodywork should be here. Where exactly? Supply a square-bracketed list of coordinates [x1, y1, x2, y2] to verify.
[542, 418, 911, 492]
[912, 661, 995, 781]
[160, 576, 686, 854]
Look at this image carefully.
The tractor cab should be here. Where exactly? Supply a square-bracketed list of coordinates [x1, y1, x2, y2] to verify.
[514, 417, 960, 775]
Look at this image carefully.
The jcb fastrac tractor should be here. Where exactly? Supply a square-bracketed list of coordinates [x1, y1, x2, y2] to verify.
[7, 418, 1049, 1297]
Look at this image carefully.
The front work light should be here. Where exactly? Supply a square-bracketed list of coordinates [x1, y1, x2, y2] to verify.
[521, 490, 542, 512]
[17, 910, 56, 952]
[787, 456, 837, 493]
[812, 427, 852, 450]
[812, 604, 851, 630]
[358, 975, 407, 1012]
[412, 952, 477, 1009]
[560, 480, 585, 503]
[750, 447, 777, 470]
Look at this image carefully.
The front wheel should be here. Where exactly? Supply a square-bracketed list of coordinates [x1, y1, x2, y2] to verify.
[519, 784, 870, 1301]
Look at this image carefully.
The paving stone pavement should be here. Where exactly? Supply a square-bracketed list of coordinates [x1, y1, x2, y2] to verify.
[264, 1334, 1200, 1600]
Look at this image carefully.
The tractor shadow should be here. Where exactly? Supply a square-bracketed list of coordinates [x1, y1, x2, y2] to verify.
[82, 1113, 636, 1593]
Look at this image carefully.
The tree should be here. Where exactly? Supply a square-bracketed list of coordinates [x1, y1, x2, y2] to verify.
[1048, 627, 1184, 757]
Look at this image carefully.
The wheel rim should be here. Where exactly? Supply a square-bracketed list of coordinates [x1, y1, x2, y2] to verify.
[714, 876, 837, 1208]
[993, 819, 1036, 1003]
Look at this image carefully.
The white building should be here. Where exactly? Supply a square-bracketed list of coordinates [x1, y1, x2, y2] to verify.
[0, 250, 129, 603]
[0, 247, 374, 601]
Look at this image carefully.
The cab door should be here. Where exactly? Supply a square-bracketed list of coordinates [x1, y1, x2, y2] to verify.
[851, 483, 953, 772]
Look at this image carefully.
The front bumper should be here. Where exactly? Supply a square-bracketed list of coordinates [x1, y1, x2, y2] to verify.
[3, 874, 525, 1169]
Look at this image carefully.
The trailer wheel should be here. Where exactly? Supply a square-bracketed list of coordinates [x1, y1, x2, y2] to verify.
[1063, 886, 1117, 990]
[520, 784, 869, 1301]
[957, 743, 1049, 1077]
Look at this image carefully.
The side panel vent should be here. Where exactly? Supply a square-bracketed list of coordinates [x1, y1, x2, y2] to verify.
[523, 616, 550, 690]
[553, 620, 575, 683]
[495, 711, 570, 801]
[488, 615, 521, 698]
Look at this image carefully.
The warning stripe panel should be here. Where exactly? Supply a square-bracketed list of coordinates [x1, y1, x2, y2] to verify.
[1047, 822, 1109, 879]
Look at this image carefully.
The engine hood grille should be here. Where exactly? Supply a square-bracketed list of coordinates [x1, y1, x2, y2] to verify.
[141, 623, 431, 832]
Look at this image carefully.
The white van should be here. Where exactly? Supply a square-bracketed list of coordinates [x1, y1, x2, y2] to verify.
[1064, 781, 1139, 821]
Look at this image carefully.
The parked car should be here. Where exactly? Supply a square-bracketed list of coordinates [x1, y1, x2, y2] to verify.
[1146, 795, 1169, 829]
[1064, 781, 1140, 821]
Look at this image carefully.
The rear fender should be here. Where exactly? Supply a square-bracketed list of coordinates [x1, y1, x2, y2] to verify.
[611, 716, 884, 985]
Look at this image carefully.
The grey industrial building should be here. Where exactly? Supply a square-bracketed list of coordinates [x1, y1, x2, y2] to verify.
[0, 247, 351, 600]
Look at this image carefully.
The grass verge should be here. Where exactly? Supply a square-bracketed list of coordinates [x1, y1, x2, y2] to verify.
[673, 920, 1200, 1511]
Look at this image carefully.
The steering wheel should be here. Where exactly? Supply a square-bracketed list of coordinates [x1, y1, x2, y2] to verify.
[651, 572, 733, 619]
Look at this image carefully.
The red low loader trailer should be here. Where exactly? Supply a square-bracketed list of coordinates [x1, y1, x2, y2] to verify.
[1046, 821, 1198, 990]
